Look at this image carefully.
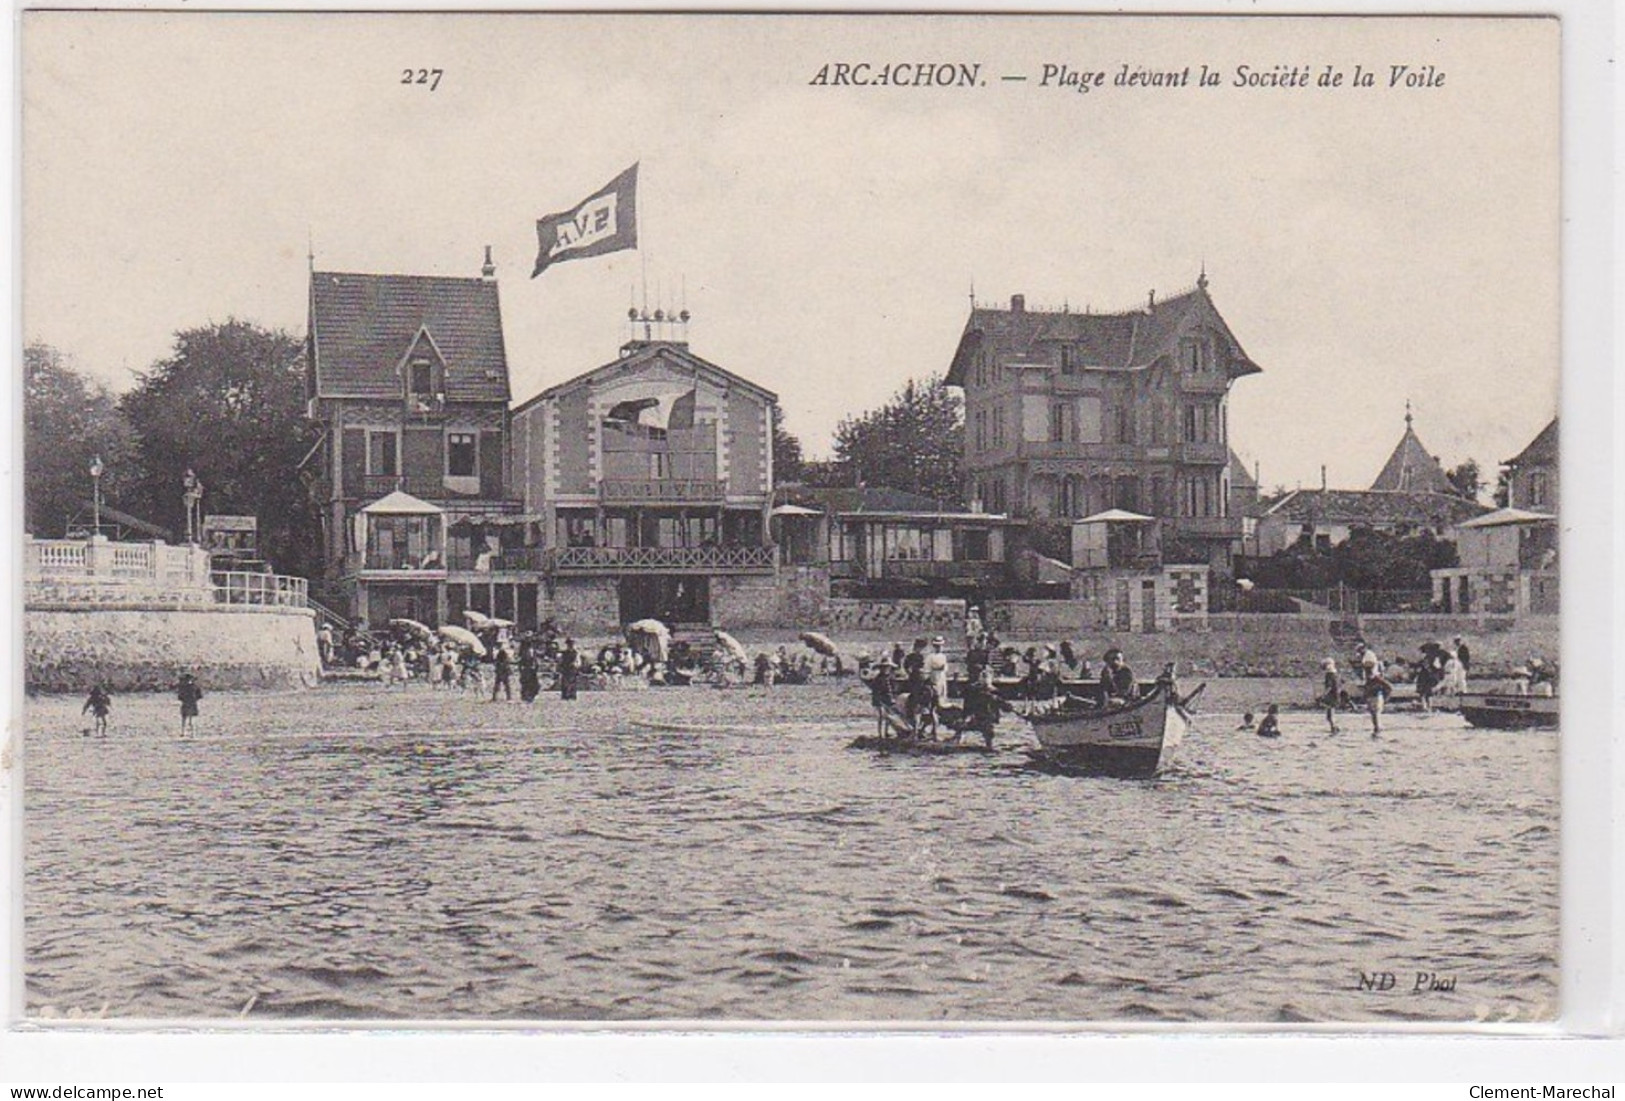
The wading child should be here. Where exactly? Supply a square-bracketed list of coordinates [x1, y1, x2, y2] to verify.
[1256, 704, 1282, 739]
[82, 684, 112, 736]
[176, 672, 203, 736]
[1319, 658, 1342, 735]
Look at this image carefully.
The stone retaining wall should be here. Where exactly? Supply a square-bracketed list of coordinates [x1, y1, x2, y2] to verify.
[824, 598, 967, 636]
[27, 605, 320, 693]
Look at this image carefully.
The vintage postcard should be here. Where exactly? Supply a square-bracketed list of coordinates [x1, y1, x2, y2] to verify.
[17, 12, 1561, 1026]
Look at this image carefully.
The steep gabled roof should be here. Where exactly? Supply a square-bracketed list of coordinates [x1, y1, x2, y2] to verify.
[1228, 449, 1258, 490]
[1256, 488, 1488, 528]
[1370, 412, 1452, 494]
[515, 340, 776, 412]
[310, 271, 510, 403]
[1503, 418, 1558, 469]
[946, 281, 1262, 387]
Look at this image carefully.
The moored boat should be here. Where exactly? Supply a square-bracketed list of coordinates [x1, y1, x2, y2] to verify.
[1459, 691, 1559, 730]
[1021, 680, 1193, 778]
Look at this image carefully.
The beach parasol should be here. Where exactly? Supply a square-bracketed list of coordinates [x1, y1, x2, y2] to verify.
[389, 617, 434, 641]
[627, 619, 671, 662]
[438, 624, 487, 655]
[713, 629, 749, 666]
[799, 631, 839, 657]
[485, 617, 515, 629]
[463, 609, 493, 628]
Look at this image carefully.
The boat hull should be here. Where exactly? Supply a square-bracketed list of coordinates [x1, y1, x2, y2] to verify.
[1459, 692, 1559, 730]
[1024, 683, 1186, 778]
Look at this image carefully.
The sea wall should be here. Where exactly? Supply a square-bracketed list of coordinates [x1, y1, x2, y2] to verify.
[543, 578, 619, 637]
[823, 598, 967, 637]
[26, 604, 320, 693]
[711, 574, 789, 628]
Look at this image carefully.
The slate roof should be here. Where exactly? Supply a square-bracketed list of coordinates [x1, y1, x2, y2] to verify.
[1369, 420, 1453, 494]
[945, 283, 1263, 387]
[1255, 489, 1488, 528]
[309, 271, 510, 403]
[515, 340, 776, 411]
[1503, 418, 1557, 469]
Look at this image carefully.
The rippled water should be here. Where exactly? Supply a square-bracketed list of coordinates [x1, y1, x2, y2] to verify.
[24, 680, 1558, 1023]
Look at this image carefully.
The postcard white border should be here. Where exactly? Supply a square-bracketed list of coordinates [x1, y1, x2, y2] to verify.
[1, 0, 1617, 1084]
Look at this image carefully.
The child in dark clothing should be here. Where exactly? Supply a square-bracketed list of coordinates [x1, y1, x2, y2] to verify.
[1257, 704, 1282, 739]
[82, 684, 112, 736]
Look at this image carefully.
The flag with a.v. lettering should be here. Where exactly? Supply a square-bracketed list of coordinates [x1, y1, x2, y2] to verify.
[532, 164, 638, 278]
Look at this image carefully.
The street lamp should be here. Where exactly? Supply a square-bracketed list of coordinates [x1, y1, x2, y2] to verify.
[89, 455, 104, 538]
[183, 469, 204, 545]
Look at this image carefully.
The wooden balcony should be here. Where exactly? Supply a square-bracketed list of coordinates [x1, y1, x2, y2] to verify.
[549, 544, 776, 574]
[599, 478, 727, 504]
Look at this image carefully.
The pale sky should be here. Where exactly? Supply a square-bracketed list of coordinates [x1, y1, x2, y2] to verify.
[22, 13, 1559, 491]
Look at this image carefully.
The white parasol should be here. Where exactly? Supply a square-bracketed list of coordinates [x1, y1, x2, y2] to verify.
[627, 619, 671, 662]
[463, 609, 493, 628]
[438, 624, 487, 655]
[389, 618, 434, 641]
[713, 629, 749, 666]
[798, 631, 839, 657]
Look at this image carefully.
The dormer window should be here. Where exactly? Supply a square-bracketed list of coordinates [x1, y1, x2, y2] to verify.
[410, 360, 434, 399]
[397, 327, 448, 411]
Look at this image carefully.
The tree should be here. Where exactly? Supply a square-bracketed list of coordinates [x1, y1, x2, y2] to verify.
[770, 403, 805, 485]
[120, 320, 320, 577]
[831, 374, 965, 506]
[24, 342, 138, 537]
[1445, 459, 1482, 502]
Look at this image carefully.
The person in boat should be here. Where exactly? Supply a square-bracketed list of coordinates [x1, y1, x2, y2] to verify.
[1058, 640, 1081, 677]
[1527, 657, 1557, 697]
[1453, 636, 1472, 680]
[1236, 711, 1256, 732]
[1256, 704, 1282, 739]
[558, 638, 580, 700]
[1099, 649, 1136, 703]
[1440, 648, 1465, 701]
[1318, 658, 1342, 734]
[82, 683, 112, 736]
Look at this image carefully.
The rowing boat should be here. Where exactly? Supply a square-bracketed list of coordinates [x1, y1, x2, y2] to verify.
[1458, 690, 1559, 730]
[1020, 680, 1192, 778]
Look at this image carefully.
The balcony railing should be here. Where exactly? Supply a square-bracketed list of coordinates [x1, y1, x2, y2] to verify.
[444, 548, 547, 573]
[549, 544, 776, 573]
[213, 571, 309, 608]
[351, 552, 449, 575]
[28, 537, 213, 588]
[600, 478, 727, 504]
[357, 474, 506, 501]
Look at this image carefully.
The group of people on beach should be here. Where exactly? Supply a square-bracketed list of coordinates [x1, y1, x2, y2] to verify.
[857, 633, 1147, 749]
[81, 671, 203, 737]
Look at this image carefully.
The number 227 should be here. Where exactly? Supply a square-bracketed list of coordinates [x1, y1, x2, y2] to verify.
[401, 68, 443, 91]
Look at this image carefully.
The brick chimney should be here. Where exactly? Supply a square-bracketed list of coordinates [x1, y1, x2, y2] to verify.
[481, 245, 496, 280]
[1010, 294, 1025, 313]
